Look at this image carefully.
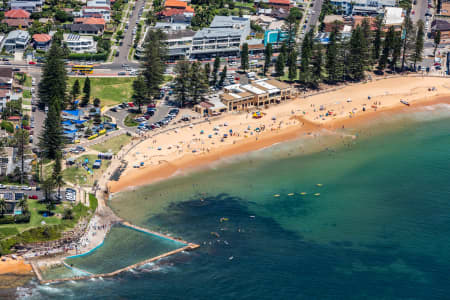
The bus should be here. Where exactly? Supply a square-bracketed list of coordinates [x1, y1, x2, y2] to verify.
[71, 65, 94, 74]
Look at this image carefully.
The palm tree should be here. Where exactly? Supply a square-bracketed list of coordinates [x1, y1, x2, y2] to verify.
[17, 198, 28, 214]
[0, 199, 7, 217]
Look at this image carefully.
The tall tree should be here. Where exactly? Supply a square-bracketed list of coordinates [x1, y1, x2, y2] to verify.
[0, 198, 6, 217]
[372, 16, 384, 61]
[400, 12, 415, 71]
[361, 18, 372, 67]
[173, 60, 191, 107]
[284, 10, 299, 52]
[241, 43, 249, 72]
[275, 53, 285, 77]
[142, 29, 167, 102]
[263, 43, 273, 74]
[204, 62, 211, 84]
[212, 56, 220, 86]
[132, 75, 148, 112]
[14, 129, 29, 185]
[378, 26, 395, 72]
[190, 62, 208, 104]
[81, 77, 91, 106]
[218, 66, 227, 87]
[71, 79, 80, 101]
[39, 101, 63, 160]
[52, 151, 64, 198]
[434, 30, 441, 56]
[311, 42, 323, 88]
[326, 24, 341, 83]
[288, 50, 298, 81]
[390, 31, 402, 72]
[412, 20, 425, 70]
[38, 41, 67, 109]
[348, 26, 365, 81]
[299, 30, 314, 84]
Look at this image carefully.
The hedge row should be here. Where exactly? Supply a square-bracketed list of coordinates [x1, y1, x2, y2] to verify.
[0, 121, 14, 133]
[68, 52, 108, 61]
[0, 213, 30, 225]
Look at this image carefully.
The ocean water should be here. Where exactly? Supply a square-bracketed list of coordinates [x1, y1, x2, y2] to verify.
[18, 106, 450, 300]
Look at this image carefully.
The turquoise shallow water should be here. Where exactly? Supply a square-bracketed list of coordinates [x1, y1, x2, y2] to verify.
[18, 106, 450, 299]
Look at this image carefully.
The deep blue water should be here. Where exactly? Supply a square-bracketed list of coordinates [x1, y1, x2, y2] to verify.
[18, 107, 450, 299]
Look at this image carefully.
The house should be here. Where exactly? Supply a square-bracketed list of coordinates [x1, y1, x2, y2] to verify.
[32, 33, 51, 50]
[250, 15, 276, 29]
[190, 16, 251, 59]
[81, 6, 111, 21]
[2, 18, 32, 28]
[66, 23, 105, 35]
[9, 0, 44, 12]
[323, 15, 346, 32]
[431, 19, 450, 40]
[220, 79, 295, 111]
[0, 68, 13, 90]
[438, 2, 450, 16]
[0, 89, 11, 111]
[2, 30, 30, 52]
[136, 29, 196, 60]
[4, 9, 31, 19]
[87, 0, 111, 6]
[270, 8, 290, 19]
[383, 7, 404, 28]
[63, 34, 97, 53]
[267, 0, 293, 10]
[74, 17, 106, 28]
[194, 94, 228, 116]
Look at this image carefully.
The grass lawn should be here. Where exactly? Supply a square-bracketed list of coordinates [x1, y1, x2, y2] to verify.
[90, 134, 131, 154]
[124, 113, 139, 127]
[68, 77, 134, 107]
[280, 70, 299, 82]
[22, 99, 31, 106]
[24, 76, 32, 87]
[23, 90, 32, 99]
[63, 154, 111, 186]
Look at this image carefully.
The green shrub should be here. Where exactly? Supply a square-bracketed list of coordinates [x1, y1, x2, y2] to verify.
[0, 121, 14, 133]
[68, 52, 108, 61]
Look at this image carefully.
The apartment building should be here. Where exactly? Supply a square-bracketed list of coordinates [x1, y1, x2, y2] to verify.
[82, 6, 111, 21]
[10, 0, 44, 12]
[220, 79, 295, 111]
[2, 30, 30, 52]
[190, 16, 251, 59]
[136, 29, 195, 60]
[63, 34, 97, 53]
[330, 0, 396, 15]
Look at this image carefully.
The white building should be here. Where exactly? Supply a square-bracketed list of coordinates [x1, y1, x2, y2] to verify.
[331, 0, 396, 15]
[384, 7, 404, 26]
[63, 34, 97, 53]
[191, 16, 251, 58]
[2, 30, 30, 52]
[82, 6, 111, 21]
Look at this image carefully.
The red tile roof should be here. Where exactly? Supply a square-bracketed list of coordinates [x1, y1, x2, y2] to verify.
[269, 0, 291, 4]
[2, 19, 31, 27]
[84, 6, 110, 10]
[165, 0, 187, 8]
[75, 17, 106, 25]
[4, 9, 30, 19]
[32, 33, 52, 43]
[8, 116, 20, 121]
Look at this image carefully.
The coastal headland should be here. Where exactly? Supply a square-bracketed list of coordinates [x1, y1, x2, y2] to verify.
[109, 76, 450, 193]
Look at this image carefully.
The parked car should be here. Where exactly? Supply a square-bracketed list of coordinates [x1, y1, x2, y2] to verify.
[29, 195, 38, 199]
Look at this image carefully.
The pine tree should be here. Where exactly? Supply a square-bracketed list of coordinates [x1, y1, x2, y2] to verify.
[212, 56, 220, 86]
[38, 42, 67, 109]
[218, 66, 227, 87]
[280, 43, 288, 64]
[400, 12, 415, 71]
[14, 129, 29, 184]
[190, 62, 208, 104]
[372, 16, 384, 61]
[434, 30, 441, 56]
[299, 30, 313, 84]
[361, 18, 372, 67]
[241, 43, 249, 72]
[288, 50, 298, 81]
[52, 151, 64, 198]
[204, 63, 211, 85]
[174, 60, 191, 107]
[132, 75, 148, 112]
[390, 32, 402, 72]
[311, 42, 323, 88]
[81, 77, 90, 106]
[348, 26, 365, 81]
[142, 29, 167, 102]
[378, 26, 395, 72]
[284, 11, 299, 53]
[275, 53, 285, 77]
[39, 100, 63, 160]
[263, 43, 273, 74]
[326, 25, 341, 83]
[71, 79, 80, 101]
[412, 20, 425, 70]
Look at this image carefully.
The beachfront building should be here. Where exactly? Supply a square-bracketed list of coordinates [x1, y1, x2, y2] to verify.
[136, 29, 195, 60]
[194, 94, 228, 116]
[190, 16, 251, 59]
[220, 79, 295, 111]
[330, 0, 396, 15]
[63, 34, 97, 53]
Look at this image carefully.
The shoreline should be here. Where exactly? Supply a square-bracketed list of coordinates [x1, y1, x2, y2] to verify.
[110, 93, 450, 194]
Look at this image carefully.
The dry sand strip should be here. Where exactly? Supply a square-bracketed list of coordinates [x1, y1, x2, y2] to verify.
[109, 76, 450, 193]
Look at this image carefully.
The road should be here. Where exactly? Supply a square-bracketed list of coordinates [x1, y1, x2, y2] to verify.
[412, 0, 428, 24]
[114, 0, 146, 66]
[305, 0, 324, 33]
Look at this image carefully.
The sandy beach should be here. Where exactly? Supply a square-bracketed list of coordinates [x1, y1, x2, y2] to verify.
[0, 257, 32, 276]
[108, 76, 450, 193]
